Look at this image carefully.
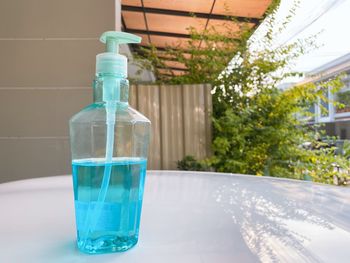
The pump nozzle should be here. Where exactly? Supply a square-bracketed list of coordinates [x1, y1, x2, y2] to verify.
[100, 31, 141, 53]
[96, 31, 141, 77]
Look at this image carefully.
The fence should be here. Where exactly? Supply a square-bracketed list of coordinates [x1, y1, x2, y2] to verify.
[130, 84, 212, 170]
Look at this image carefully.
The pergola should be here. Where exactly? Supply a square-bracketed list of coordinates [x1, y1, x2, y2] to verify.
[121, 0, 273, 77]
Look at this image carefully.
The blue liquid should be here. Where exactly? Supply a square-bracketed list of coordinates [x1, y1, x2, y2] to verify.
[72, 158, 147, 254]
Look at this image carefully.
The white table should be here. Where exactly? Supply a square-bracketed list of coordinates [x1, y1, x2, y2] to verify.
[1, 171, 350, 263]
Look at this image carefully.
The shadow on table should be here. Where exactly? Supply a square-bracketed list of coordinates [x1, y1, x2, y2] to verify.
[213, 177, 350, 262]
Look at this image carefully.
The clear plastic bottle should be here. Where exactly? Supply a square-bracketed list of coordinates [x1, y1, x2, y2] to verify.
[69, 32, 150, 254]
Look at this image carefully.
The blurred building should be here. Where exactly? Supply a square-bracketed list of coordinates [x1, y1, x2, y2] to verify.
[301, 53, 350, 139]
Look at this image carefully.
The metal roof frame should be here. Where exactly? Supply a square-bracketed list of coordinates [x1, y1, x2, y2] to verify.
[122, 5, 260, 24]
[121, 0, 271, 77]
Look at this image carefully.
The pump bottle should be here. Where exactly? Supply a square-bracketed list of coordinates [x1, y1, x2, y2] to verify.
[69, 31, 151, 254]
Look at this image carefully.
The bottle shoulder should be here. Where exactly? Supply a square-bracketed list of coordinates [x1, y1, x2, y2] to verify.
[70, 103, 150, 124]
[127, 107, 151, 123]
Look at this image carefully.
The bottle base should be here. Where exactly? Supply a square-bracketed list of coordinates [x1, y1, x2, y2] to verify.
[77, 235, 138, 254]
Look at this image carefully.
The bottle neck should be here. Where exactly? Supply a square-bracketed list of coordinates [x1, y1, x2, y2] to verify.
[93, 73, 129, 104]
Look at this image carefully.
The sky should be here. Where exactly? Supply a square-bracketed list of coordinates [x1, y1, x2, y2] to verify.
[254, 0, 350, 73]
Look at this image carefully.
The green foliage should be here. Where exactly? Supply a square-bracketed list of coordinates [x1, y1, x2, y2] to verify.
[177, 156, 209, 171]
[337, 90, 350, 105]
[137, 0, 350, 184]
[336, 90, 350, 113]
[208, 76, 345, 179]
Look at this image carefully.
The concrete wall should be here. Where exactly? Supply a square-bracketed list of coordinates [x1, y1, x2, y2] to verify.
[0, 0, 116, 183]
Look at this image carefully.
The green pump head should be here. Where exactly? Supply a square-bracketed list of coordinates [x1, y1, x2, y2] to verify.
[96, 31, 141, 77]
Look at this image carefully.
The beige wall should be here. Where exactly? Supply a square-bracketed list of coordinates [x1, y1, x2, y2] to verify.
[0, 0, 116, 183]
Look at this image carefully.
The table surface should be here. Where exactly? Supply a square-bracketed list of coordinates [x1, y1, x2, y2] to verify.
[1, 171, 350, 263]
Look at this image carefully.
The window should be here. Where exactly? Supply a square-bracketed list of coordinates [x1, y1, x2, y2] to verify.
[335, 90, 350, 115]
